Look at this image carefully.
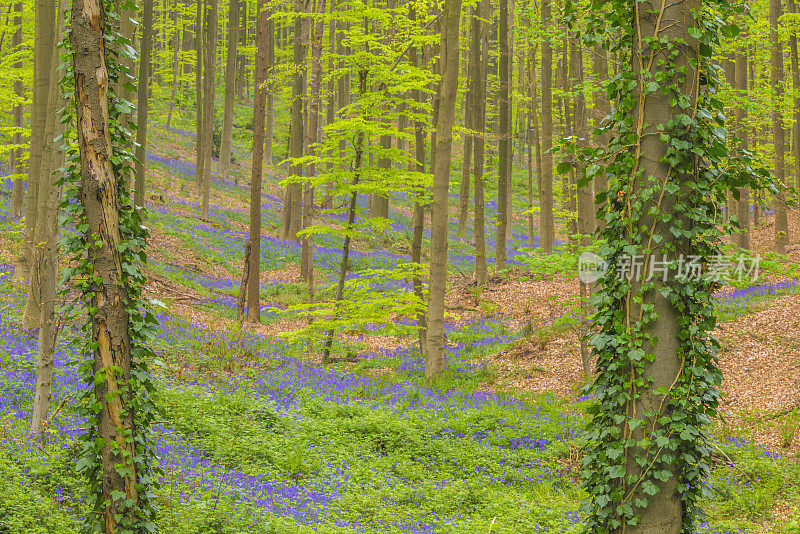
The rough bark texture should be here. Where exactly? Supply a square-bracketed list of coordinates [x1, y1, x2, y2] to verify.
[218, 0, 240, 183]
[771, 0, 789, 252]
[246, 0, 269, 324]
[70, 0, 140, 526]
[425, 0, 462, 378]
[265, 10, 274, 164]
[134, 0, 153, 208]
[540, 0, 554, 253]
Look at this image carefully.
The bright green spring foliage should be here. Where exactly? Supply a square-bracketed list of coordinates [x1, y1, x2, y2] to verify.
[282, 0, 437, 345]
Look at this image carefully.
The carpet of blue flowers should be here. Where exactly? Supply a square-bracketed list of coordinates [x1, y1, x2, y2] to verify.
[0, 123, 798, 533]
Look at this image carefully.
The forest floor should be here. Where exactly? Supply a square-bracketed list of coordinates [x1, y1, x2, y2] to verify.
[1, 110, 799, 533]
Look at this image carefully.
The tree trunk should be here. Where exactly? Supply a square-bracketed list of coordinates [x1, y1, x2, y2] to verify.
[301, 0, 326, 283]
[282, 2, 308, 241]
[424, 0, 462, 378]
[592, 45, 610, 227]
[265, 9, 274, 163]
[30, 0, 68, 435]
[735, 35, 751, 250]
[17, 0, 56, 287]
[323, 69, 369, 363]
[134, 0, 154, 209]
[200, 0, 218, 218]
[218, 0, 240, 184]
[194, 0, 204, 195]
[617, 0, 702, 529]
[9, 0, 24, 219]
[246, 0, 269, 324]
[790, 0, 800, 241]
[496, 0, 510, 269]
[457, 48, 472, 238]
[540, 0, 554, 253]
[771, 0, 789, 252]
[70, 0, 140, 525]
[472, 0, 488, 286]
[165, 0, 181, 130]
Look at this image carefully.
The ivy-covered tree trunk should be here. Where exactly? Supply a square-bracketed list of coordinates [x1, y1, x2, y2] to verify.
[246, 0, 269, 324]
[583, 0, 727, 530]
[218, 0, 240, 184]
[425, 0, 462, 378]
[771, 0, 789, 252]
[540, 0, 554, 253]
[70, 0, 141, 526]
[134, 0, 153, 209]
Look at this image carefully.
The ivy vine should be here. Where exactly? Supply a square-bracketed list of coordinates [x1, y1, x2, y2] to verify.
[56, 0, 161, 531]
[563, 0, 781, 531]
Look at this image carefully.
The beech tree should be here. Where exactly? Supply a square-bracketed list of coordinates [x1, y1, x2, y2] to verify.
[425, 0, 462, 378]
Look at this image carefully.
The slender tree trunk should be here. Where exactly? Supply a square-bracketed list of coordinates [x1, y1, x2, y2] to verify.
[790, 0, 800, 241]
[10, 0, 24, 218]
[592, 45, 610, 228]
[425, 0, 462, 378]
[496, 0, 510, 269]
[735, 36, 751, 250]
[134, 0, 154, 209]
[246, 0, 269, 324]
[218, 0, 240, 184]
[457, 44, 472, 238]
[771, 0, 789, 252]
[71, 0, 140, 525]
[30, 0, 68, 436]
[540, 0, 554, 253]
[301, 0, 326, 283]
[323, 69, 369, 363]
[528, 43, 542, 246]
[194, 0, 204, 195]
[200, 0, 217, 218]
[17, 0, 56, 287]
[166, 0, 181, 129]
[472, 0, 489, 286]
[282, 0, 308, 241]
[265, 9, 274, 163]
